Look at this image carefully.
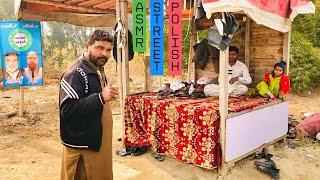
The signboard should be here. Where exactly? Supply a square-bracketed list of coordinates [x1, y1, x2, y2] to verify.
[168, 0, 182, 76]
[0, 21, 43, 87]
[133, 0, 146, 52]
[150, 0, 164, 75]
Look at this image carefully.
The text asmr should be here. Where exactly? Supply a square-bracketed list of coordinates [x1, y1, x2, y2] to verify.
[133, 0, 146, 52]
[168, 0, 182, 76]
[150, 0, 164, 75]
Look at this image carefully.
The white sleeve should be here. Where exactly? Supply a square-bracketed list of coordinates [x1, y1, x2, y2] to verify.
[238, 64, 252, 85]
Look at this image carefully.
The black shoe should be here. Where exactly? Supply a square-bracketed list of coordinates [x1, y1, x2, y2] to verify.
[257, 165, 280, 180]
[254, 158, 280, 180]
[254, 149, 273, 160]
[131, 146, 148, 156]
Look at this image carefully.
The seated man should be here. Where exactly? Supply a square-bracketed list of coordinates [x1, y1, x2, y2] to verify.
[204, 46, 252, 97]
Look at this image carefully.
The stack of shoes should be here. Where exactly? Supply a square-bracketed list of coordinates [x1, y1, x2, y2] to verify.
[254, 150, 280, 180]
[116, 146, 148, 156]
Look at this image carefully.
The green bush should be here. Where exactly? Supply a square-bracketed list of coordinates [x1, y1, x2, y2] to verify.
[290, 31, 320, 93]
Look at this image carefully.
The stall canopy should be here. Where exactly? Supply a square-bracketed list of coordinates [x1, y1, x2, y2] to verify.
[14, 0, 194, 27]
[14, 0, 128, 27]
[202, 0, 315, 32]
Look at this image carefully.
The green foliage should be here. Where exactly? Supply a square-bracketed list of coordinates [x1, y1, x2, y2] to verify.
[292, 0, 320, 48]
[42, 23, 89, 69]
[290, 32, 320, 93]
[290, 0, 320, 92]
[0, 0, 14, 20]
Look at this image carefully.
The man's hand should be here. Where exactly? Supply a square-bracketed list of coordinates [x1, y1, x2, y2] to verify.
[229, 77, 239, 84]
[101, 85, 118, 102]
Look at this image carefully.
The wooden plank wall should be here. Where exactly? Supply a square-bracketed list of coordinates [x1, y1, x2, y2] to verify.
[250, 22, 284, 86]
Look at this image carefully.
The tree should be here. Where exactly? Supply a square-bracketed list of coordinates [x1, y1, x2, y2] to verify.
[0, 0, 14, 20]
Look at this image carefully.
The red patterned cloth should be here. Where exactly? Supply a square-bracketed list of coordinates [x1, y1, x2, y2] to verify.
[124, 92, 270, 169]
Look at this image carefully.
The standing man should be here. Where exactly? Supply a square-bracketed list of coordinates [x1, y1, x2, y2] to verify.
[60, 30, 118, 180]
[204, 46, 252, 97]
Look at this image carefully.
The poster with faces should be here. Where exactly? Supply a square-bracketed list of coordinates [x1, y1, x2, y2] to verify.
[0, 21, 43, 87]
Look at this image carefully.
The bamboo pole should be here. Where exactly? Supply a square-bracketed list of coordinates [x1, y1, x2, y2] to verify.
[244, 17, 251, 69]
[283, 30, 291, 75]
[187, 0, 197, 81]
[120, 0, 129, 144]
[218, 47, 229, 177]
[116, 0, 124, 141]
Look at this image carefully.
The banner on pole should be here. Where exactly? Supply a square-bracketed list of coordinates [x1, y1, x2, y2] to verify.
[168, 0, 182, 76]
[0, 21, 43, 87]
[150, 0, 164, 75]
[133, 0, 146, 52]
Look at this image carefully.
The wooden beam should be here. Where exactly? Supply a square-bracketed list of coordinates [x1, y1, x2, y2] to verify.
[64, 0, 87, 5]
[120, 0, 129, 146]
[77, 0, 105, 7]
[283, 31, 291, 75]
[187, 0, 197, 81]
[115, 0, 124, 144]
[22, 0, 111, 14]
[218, 48, 229, 178]
[245, 17, 251, 69]
[93, 1, 116, 10]
[144, 55, 151, 91]
[121, 0, 129, 97]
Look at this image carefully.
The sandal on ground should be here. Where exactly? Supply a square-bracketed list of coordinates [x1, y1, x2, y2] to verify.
[115, 146, 132, 156]
[151, 152, 164, 161]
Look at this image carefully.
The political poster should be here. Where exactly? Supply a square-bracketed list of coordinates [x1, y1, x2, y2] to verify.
[0, 21, 43, 87]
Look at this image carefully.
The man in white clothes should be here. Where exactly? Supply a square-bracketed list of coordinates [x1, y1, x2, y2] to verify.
[204, 46, 252, 97]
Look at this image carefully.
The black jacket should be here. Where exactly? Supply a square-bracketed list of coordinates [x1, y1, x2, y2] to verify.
[192, 39, 220, 70]
[59, 55, 106, 151]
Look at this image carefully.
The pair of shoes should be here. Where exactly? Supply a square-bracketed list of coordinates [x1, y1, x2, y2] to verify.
[151, 152, 164, 161]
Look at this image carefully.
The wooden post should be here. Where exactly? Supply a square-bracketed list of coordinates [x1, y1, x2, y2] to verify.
[116, 0, 124, 140]
[120, 0, 129, 144]
[187, 0, 197, 81]
[244, 17, 251, 69]
[144, 55, 151, 92]
[283, 30, 291, 75]
[19, 87, 25, 116]
[218, 48, 229, 177]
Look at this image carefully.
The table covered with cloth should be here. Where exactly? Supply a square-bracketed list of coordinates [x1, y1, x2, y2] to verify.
[124, 92, 270, 169]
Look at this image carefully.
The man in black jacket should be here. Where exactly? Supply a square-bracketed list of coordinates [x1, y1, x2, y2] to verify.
[60, 30, 118, 180]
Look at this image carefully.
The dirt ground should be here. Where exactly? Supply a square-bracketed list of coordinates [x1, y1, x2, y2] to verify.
[1, 67, 320, 179]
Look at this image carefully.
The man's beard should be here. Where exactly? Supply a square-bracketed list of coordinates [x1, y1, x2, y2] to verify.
[88, 53, 108, 67]
[28, 63, 37, 71]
